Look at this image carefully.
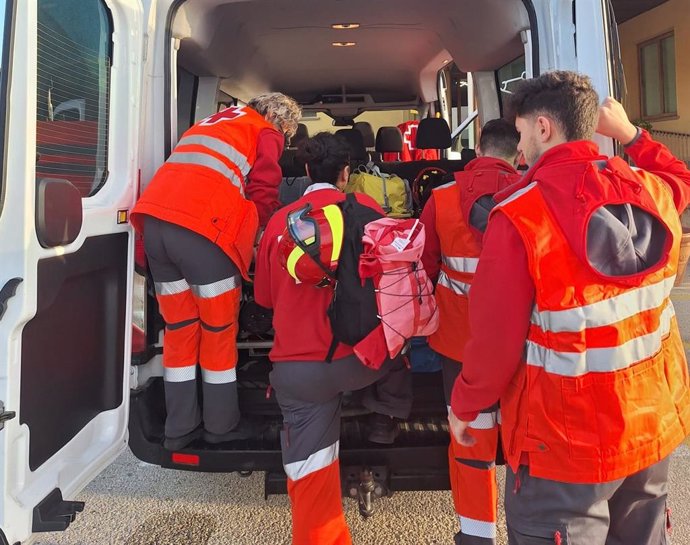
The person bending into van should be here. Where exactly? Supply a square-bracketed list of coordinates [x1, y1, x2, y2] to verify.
[254, 132, 413, 545]
[131, 93, 301, 450]
[448, 71, 690, 544]
[420, 119, 521, 545]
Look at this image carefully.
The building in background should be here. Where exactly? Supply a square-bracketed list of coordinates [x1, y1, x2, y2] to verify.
[616, 0, 690, 165]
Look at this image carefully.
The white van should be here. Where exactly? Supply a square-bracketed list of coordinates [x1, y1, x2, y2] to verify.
[0, 0, 622, 542]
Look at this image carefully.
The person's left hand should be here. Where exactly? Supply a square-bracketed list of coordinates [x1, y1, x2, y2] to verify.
[448, 410, 476, 447]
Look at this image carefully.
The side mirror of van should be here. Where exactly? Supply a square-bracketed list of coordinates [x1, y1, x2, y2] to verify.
[36, 178, 83, 248]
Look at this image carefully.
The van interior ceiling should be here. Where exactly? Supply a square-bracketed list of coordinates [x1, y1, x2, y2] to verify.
[172, 0, 531, 119]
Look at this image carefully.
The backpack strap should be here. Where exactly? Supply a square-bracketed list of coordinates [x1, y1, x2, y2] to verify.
[325, 336, 338, 363]
[324, 193, 358, 362]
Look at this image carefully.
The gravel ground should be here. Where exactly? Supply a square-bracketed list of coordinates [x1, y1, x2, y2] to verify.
[29, 445, 690, 545]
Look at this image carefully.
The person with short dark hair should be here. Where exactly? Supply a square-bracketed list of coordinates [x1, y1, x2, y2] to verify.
[448, 70, 690, 544]
[478, 118, 522, 161]
[254, 132, 413, 545]
[420, 118, 521, 545]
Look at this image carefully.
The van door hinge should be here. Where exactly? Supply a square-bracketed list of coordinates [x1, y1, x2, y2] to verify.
[0, 402, 16, 430]
[0, 278, 22, 321]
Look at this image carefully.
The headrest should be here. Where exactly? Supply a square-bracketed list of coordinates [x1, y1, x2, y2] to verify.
[416, 117, 451, 149]
[292, 123, 309, 147]
[353, 121, 376, 148]
[336, 128, 367, 161]
[461, 148, 477, 162]
[375, 126, 403, 153]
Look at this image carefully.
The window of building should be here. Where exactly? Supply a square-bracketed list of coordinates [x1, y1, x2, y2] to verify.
[639, 32, 677, 119]
[36, 0, 112, 197]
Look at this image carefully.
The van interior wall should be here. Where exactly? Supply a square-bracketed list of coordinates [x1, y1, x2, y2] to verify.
[172, 0, 529, 105]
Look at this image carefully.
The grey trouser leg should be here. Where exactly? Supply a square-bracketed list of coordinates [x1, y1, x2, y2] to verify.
[202, 381, 240, 434]
[606, 457, 671, 545]
[269, 355, 413, 466]
[144, 216, 241, 438]
[505, 457, 672, 545]
[161, 380, 201, 439]
[359, 356, 413, 419]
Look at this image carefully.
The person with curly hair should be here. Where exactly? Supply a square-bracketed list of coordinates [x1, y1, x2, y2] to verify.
[131, 92, 301, 450]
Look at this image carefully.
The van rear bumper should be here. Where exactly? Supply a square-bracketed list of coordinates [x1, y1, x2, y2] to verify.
[128, 373, 452, 493]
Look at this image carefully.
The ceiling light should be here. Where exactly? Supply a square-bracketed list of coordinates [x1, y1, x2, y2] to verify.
[332, 23, 360, 29]
[332, 41, 356, 47]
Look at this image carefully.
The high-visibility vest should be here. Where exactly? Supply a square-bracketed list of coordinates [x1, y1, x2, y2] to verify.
[495, 158, 690, 483]
[429, 166, 519, 361]
[132, 106, 278, 279]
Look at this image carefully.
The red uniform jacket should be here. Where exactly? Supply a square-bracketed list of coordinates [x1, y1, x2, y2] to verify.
[451, 130, 690, 423]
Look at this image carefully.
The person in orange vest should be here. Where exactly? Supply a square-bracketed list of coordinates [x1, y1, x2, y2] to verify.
[420, 119, 521, 545]
[255, 132, 413, 545]
[130, 93, 301, 451]
[449, 71, 690, 544]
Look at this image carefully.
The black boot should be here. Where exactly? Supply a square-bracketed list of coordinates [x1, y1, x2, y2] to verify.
[367, 413, 399, 444]
[203, 418, 264, 443]
[163, 427, 203, 451]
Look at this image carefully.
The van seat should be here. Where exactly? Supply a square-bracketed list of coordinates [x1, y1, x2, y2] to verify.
[336, 128, 369, 168]
[378, 118, 467, 186]
[354, 121, 380, 162]
[376, 126, 403, 162]
[416, 117, 451, 150]
[354, 121, 376, 149]
[292, 123, 308, 147]
[279, 123, 309, 177]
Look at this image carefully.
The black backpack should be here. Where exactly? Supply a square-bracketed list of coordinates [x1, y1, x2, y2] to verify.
[325, 193, 383, 361]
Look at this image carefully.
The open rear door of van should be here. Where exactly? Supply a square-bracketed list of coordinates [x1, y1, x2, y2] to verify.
[0, 0, 144, 543]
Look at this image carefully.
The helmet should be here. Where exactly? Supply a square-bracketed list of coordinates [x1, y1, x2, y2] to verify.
[278, 203, 345, 286]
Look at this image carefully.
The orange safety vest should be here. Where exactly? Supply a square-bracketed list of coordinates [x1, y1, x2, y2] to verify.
[429, 166, 519, 361]
[131, 106, 277, 279]
[495, 159, 690, 483]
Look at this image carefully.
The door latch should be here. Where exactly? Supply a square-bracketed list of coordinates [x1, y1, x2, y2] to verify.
[0, 401, 16, 431]
[0, 277, 22, 321]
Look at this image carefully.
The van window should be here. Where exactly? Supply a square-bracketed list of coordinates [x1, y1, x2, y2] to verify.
[497, 55, 526, 111]
[0, 0, 10, 213]
[439, 62, 477, 156]
[36, 0, 112, 198]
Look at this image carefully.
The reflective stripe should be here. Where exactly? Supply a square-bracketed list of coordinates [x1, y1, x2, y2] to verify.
[532, 275, 676, 333]
[468, 411, 498, 430]
[447, 406, 498, 430]
[527, 302, 675, 377]
[167, 152, 244, 194]
[177, 135, 251, 176]
[284, 441, 339, 481]
[438, 271, 471, 296]
[190, 275, 241, 298]
[201, 368, 237, 384]
[459, 516, 497, 539]
[494, 181, 537, 208]
[442, 255, 479, 274]
[155, 279, 190, 296]
[164, 364, 197, 382]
